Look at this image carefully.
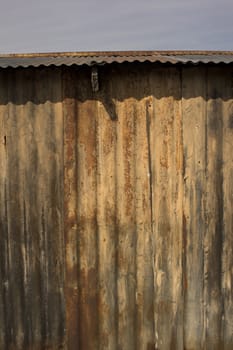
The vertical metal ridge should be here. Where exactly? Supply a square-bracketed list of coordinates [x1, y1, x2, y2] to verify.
[33, 71, 48, 348]
[205, 66, 225, 349]
[63, 67, 79, 350]
[180, 66, 185, 350]
[18, 68, 31, 349]
[95, 83, 118, 349]
[114, 78, 120, 350]
[4, 179, 11, 346]
[41, 204, 49, 347]
[131, 80, 137, 350]
[203, 65, 208, 350]
[7, 69, 22, 348]
[221, 66, 233, 349]
[115, 69, 138, 350]
[22, 197, 29, 347]
[76, 71, 99, 350]
[94, 98, 100, 349]
[0, 69, 8, 349]
[111, 75, 118, 350]
[149, 67, 184, 350]
[145, 86, 156, 350]
[16, 69, 33, 348]
[181, 66, 207, 349]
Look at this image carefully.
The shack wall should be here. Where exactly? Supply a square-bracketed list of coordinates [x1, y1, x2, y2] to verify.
[0, 63, 232, 350]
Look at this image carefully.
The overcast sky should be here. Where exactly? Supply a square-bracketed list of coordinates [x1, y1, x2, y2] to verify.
[0, 0, 232, 53]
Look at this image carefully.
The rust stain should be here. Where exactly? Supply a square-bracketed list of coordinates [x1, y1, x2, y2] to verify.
[63, 72, 79, 350]
[147, 301, 154, 323]
[100, 331, 109, 348]
[79, 268, 98, 350]
[183, 213, 188, 291]
[64, 105, 76, 160]
[98, 291, 110, 316]
[123, 107, 134, 217]
[160, 139, 169, 168]
[155, 300, 174, 314]
[147, 342, 156, 350]
[78, 104, 97, 175]
[176, 111, 183, 172]
[103, 125, 114, 155]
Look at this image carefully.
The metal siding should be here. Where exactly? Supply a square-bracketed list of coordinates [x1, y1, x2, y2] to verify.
[0, 64, 233, 349]
[149, 67, 184, 349]
[0, 68, 65, 349]
[182, 67, 206, 349]
[63, 64, 233, 349]
[0, 51, 233, 68]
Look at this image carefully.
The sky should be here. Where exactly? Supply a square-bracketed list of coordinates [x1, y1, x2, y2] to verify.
[0, 0, 232, 53]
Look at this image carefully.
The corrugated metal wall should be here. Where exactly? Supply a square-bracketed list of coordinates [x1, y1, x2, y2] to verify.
[0, 64, 232, 349]
[0, 68, 65, 350]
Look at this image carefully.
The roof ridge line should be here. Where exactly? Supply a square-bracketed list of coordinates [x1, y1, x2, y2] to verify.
[0, 50, 232, 58]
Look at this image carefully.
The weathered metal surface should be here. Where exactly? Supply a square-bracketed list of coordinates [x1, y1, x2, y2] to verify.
[182, 67, 206, 349]
[0, 62, 233, 349]
[0, 51, 232, 68]
[0, 68, 65, 349]
[63, 64, 233, 349]
[149, 67, 184, 349]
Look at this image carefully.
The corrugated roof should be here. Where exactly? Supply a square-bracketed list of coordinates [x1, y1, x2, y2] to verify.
[0, 51, 233, 68]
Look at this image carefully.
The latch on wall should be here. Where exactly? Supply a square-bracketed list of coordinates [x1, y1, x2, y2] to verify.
[90, 66, 117, 120]
[91, 67, 99, 92]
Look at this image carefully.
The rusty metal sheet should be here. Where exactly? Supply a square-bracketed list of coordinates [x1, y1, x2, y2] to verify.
[62, 64, 233, 349]
[0, 51, 233, 68]
[1, 63, 233, 350]
[0, 68, 65, 349]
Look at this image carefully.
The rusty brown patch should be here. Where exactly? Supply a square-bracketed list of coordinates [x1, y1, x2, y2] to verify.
[78, 103, 97, 176]
[160, 139, 169, 169]
[100, 331, 109, 348]
[176, 120, 183, 172]
[147, 301, 154, 323]
[79, 268, 98, 350]
[123, 110, 134, 217]
[63, 83, 79, 350]
[147, 342, 156, 350]
[103, 119, 115, 155]
[183, 213, 188, 291]
[155, 300, 174, 314]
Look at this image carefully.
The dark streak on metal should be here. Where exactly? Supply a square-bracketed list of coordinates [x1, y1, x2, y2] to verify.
[145, 96, 156, 349]
[110, 75, 119, 349]
[146, 100, 153, 235]
[132, 101, 137, 350]
[63, 68, 79, 350]
[41, 205, 49, 348]
[182, 213, 188, 292]
[23, 198, 29, 348]
[181, 67, 187, 350]
[3, 181, 11, 347]
[95, 102, 100, 350]
[204, 65, 208, 347]
[207, 71, 224, 346]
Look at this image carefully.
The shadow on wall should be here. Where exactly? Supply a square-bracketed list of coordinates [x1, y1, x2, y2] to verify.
[0, 63, 232, 121]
